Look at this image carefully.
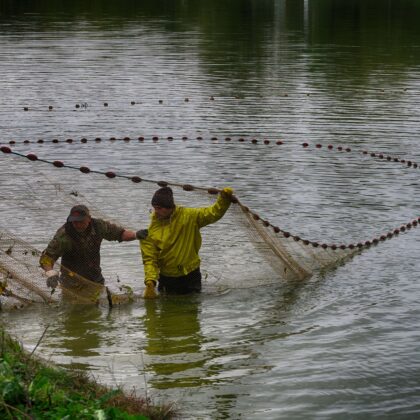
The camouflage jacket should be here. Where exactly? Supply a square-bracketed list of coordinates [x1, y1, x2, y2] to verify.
[40, 218, 124, 282]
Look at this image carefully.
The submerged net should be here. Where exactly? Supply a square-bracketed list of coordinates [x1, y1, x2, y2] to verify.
[0, 142, 418, 310]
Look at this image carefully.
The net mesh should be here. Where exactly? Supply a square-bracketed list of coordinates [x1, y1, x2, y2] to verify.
[0, 145, 416, 310]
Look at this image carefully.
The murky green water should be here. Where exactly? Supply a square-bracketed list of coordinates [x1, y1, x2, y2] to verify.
[1, 1, 420, 418]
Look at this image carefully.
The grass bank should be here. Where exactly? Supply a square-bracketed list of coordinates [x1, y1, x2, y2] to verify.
[0, 327, 176, 419]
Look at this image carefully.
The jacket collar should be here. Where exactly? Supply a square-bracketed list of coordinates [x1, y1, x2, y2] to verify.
[152, 205, 179, 224]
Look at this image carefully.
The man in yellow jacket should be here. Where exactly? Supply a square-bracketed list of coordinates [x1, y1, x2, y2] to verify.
[141, 186, 234, 298]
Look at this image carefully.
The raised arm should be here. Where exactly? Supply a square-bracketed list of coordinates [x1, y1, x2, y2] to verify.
[196, 187, 234, 228]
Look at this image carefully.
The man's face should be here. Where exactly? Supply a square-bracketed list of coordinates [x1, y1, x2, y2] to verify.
[153, 206, 173, 220]
[72, 216, 91, 232]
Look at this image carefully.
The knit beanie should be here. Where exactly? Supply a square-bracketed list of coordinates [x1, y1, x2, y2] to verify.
[151, 186, 175, 208]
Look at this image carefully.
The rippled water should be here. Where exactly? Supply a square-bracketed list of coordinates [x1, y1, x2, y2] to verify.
[1, 2, 420, 418]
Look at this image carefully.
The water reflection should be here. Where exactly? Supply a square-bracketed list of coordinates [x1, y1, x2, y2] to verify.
[140, 278, 312, 388]
[48, 304, 105, 366]
[142, 296, 206, 389]
[1, 0, 420, 417]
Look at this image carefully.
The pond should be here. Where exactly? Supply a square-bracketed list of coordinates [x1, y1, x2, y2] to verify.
[1, 1, 420, 418]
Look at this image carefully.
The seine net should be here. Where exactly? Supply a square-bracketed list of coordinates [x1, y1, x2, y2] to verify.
[1, 144, 416, 310]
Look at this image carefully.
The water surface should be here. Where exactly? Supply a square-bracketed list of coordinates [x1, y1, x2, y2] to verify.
[1, 1, 420, 418]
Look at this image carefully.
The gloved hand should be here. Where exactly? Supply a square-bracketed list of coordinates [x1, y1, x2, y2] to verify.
[143, 280, 157, 299]
[46, 270, 59, 289]
[221, 187, 234, 198]
[136, 229, 148, 240]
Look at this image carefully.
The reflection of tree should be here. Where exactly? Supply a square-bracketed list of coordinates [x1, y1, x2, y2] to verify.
[142, 296, 206, 389]
[308, 0, 420, 78]
[140, 279, 315, 416]
[49, 304, 104, 362]
[310, 0, 420, 47]
[1, 0, 419, 75]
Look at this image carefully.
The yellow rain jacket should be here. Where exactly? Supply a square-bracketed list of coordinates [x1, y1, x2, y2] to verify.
[141, 193, 231, 284]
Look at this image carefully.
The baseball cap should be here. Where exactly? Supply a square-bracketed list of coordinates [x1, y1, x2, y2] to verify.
[67, 205, 90, 222]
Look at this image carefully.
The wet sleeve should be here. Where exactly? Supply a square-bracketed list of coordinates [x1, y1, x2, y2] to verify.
[99, 219, 126, 242]
[195, 193, 232, 228]
[140, 238, 160, 284]
[39, 230, 69, 267]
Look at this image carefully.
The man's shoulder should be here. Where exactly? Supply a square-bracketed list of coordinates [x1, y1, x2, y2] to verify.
[173, 206, 202, 224]
[48, 224, 71, 249]
[174, 205, 186, 214]
[54, 224, 67, 237]
[93, 218, 124, 240]
[172, 206, 196, 220]
[92, 218, 106, 227]
[177, 205, 204, 216]
[94, 218, 120, 227]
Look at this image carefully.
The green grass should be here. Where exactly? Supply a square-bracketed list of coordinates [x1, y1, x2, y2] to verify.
[0, 328, 177, 419]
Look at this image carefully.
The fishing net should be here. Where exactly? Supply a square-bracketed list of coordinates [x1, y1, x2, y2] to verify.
[0, 226, 136, 311]
[0, 140, 418, 310]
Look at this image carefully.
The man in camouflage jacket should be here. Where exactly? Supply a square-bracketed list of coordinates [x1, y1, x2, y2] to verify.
[39, 204, 147, 289]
